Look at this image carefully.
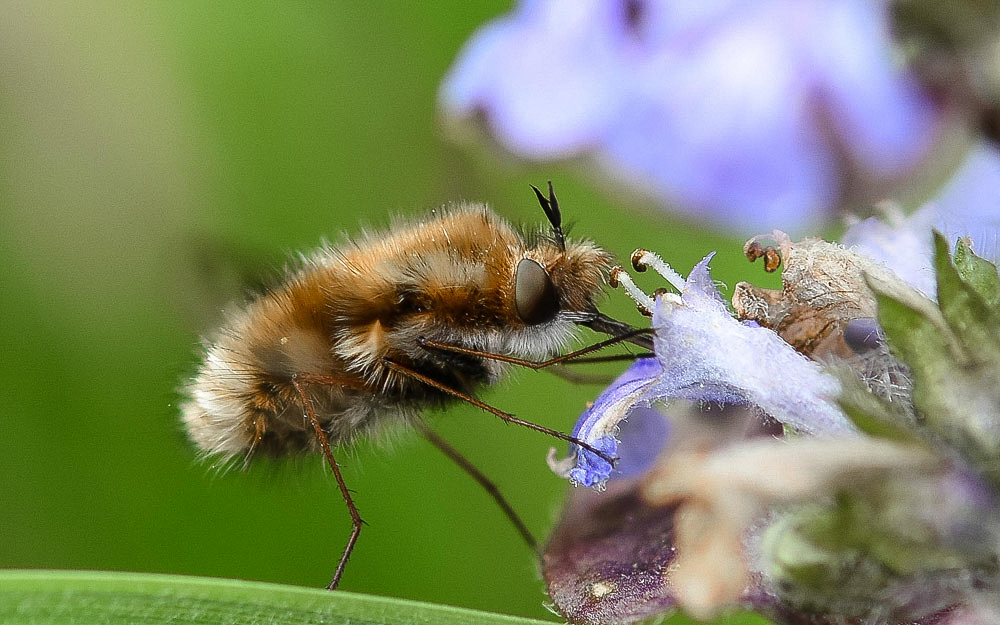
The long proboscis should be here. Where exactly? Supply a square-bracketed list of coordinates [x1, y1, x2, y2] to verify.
[573, 311, 655, 352]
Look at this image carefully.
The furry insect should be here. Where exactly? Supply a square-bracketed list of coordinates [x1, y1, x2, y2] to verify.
[180, 183, 649, 590]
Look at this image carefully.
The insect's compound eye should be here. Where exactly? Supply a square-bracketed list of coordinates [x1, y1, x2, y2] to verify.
[514, 258, 559, 325]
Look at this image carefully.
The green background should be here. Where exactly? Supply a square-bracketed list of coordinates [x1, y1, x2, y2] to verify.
[0, 2, 766, 622]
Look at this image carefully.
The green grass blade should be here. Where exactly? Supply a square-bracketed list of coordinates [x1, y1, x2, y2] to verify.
[0, 570, 557, 625]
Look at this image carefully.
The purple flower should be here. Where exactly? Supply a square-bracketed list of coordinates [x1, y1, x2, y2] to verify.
[550, 252, 851, 488]
[440, 0, 937, 231]
[542, 236, 1000, 624]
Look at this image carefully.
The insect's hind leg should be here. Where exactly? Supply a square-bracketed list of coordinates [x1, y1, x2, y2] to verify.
[291, 376, 363, 591]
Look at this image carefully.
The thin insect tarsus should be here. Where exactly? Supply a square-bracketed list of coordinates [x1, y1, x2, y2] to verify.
[292, 377, 363, 591]
[416, 421, 537, 551]
[382, 357, 617, 466]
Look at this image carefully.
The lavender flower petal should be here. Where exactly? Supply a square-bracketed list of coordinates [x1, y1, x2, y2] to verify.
[545, 235, 1000, 624]
[807, 1, 936, 169]
[548, 357, 663, 487]
[555, 253, 852, 489]
[441, 0, 937, 230]
[440, 0, 630, 158]
[647, 255, 850, 434]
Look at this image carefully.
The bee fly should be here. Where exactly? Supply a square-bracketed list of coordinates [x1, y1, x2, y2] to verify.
[180, 183, 651, 589]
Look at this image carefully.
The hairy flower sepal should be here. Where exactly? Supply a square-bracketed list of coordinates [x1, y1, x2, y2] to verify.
[869, 232, 1000, 488]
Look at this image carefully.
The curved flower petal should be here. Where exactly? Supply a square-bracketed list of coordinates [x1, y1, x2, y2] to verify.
[556, 253, 852, 489]
[548, 357, 664, 487]
[545, 234, 1000, 625]
[648, 256, 848, 432]
[805, 0, 936, 169]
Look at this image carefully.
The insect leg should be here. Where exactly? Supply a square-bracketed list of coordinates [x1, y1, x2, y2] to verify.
[291, 376, 363, 591]
[415, 421, 537, 551]
[381, 358, 617, 466]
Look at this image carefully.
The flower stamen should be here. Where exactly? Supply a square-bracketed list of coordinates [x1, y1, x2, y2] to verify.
[611, 249, 685, 316]
[631, 249, 686, 291]
[610, 265, 655, 316]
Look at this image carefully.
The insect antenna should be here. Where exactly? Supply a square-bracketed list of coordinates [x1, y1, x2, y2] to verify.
[530, 181, 565, 251]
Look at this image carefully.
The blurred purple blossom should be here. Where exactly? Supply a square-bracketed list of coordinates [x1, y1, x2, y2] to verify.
[844, 142, 1000, 296]
[440, 0, 938, 231]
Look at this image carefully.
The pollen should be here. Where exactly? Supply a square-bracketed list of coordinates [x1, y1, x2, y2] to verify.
[589, 580, 616, 599]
